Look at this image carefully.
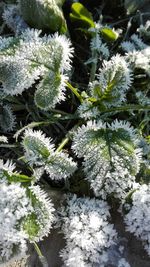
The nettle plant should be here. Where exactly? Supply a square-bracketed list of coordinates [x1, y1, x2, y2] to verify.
[0, 1, 150, 267]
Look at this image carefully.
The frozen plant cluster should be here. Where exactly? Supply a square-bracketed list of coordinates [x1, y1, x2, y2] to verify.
[60, 195, 117, 267]
[78, 55, 132, 119]
[1, 2, 150, 266]
[22, 129, 77, 181]
[122, 34, 150, 76]
[0, 181, 32, 264]
[124, 184, 150, 256]
[0, 160, 55, 265]
[90, 55, 132, 105]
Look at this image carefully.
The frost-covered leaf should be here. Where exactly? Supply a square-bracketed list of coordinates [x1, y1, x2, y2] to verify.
[2, 4, 29, 34]
[0, 30, 73, 111]
[72, 120, 142, 199]
[34, 72, 66, 110]
[0, 54, 41, 96]
[19, 0, 67, 33]
[22, 129, 77, 180]
[90, 55, 132, 106]
[23, 185, 55, 242]
[78, 55, 132, 119]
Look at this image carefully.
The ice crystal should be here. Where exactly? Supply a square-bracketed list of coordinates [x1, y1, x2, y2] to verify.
[0, 135, 8, 143]
[60, 195, 117, 267]
[72, 120, 142, 199]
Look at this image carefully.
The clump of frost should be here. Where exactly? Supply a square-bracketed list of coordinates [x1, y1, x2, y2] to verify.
[124, 184, 150, 256]
[60, 195, 117, 267]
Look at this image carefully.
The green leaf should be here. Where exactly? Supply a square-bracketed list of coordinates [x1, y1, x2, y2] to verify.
[23, 213, 40, 239]
[4, 172, 33, 183]
[70, 3, 95, 29]
[100, 27, 119, 42]
[19, 0, 67, 33]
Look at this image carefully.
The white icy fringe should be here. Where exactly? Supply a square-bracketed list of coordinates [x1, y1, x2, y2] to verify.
[0, 136, 8, 143]
[0, 159, 16, 179]
[22, 129, 77, 180]
[72, 120, 142, 200]
[60, 195, 117, 267]
[124, 184, 150, 256]
[0, 160, 55, 265]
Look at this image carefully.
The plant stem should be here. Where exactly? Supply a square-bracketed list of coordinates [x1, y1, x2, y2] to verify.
[56, 123, 81, 152]
[89, 50, 98, 83]
[111, 12, 150, 26]
[0, 144, 17, 148]
[33, 242, 48, 267]
[102, 105, 150, 113]
[56, 137, 70, 152]
[89, 30, 99, 83]
[33, 242, 43, 257]
[65, 81, 83, 103]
